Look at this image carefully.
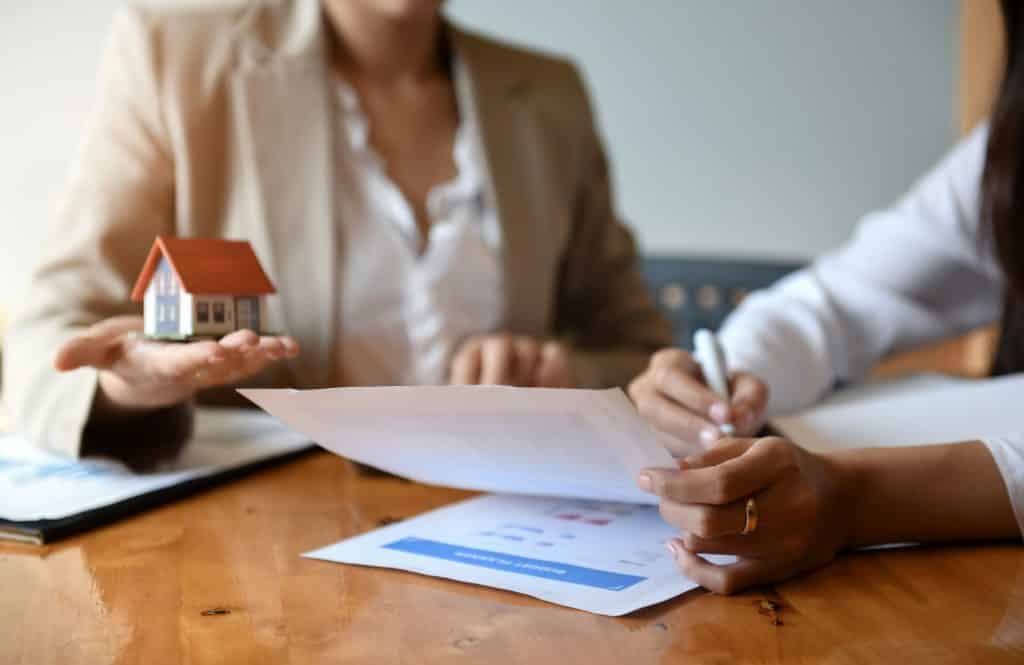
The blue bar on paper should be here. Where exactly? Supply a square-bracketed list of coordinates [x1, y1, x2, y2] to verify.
[382, 537, 646, 591]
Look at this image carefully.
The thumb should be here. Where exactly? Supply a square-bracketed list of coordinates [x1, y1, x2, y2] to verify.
[53, 316, 142, 372]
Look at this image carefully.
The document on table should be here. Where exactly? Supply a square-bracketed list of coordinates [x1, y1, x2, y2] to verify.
[0, 408, 313, 542]
[771, 373, 1024, 451]
[305, 493, 732, 616]
[241, 386, 721, 614]
[240, 386, 682, 504]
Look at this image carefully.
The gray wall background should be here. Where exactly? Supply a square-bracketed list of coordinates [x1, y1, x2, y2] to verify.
[447, 0, 959, 259]
[0, 1, 959, 313]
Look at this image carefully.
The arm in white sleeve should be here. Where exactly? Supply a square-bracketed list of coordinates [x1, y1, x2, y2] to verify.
[982, 434, 1024, 534]
[719, 125, 1005, 416]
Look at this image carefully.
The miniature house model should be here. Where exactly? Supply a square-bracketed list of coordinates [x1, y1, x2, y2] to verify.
[131, 236, 276, 339]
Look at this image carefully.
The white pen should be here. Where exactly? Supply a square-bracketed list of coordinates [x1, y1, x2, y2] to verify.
[693, 328, 735, 436]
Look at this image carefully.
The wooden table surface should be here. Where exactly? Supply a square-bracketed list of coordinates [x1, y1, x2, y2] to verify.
[2, 451, 1023, 665]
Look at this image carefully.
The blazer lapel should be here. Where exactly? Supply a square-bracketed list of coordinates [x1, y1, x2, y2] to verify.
[229, 0, 337, 387]
[451, 28, 556, 336]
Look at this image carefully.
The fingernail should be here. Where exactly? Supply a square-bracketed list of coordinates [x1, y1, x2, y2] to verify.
[637, 473, 653, 492]
[700, 427, 720, 445]
[665, 539, 682, 558]
[709, 402, 730, 424]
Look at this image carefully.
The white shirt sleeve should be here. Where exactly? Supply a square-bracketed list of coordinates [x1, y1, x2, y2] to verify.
[719, 124, 1004, 415]
[982, 434, 1024, 531]
[719, 124, 1024, 537]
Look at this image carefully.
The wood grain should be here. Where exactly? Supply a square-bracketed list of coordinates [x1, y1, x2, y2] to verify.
[2, 451, 1022, 665]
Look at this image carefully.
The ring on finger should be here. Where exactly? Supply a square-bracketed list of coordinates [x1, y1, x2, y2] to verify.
[741, 496, 759, 536]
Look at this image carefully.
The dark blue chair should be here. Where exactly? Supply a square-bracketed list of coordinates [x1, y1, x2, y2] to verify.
[642, 256, 805, 350]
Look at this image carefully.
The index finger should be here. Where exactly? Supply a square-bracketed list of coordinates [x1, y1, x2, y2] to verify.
[639, 437, 795, 505]
[480, 337, 513, 384]
[654, 366, 729, 423]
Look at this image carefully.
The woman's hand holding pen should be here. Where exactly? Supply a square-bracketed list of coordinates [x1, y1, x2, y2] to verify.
[628, 348, 769, 454]
[53, 315, 300, 416]
[632, 340, 854, 594]
[637, 436, 855, 594]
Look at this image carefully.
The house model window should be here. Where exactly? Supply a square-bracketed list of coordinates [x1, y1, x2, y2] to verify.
[130, 236, 277, 340]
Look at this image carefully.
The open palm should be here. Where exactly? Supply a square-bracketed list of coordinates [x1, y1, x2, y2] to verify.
[54, 315, 299, 414]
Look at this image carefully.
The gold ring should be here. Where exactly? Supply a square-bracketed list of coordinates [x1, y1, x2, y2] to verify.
[741, 497, 759, 535]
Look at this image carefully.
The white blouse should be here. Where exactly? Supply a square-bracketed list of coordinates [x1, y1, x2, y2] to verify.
[331, 61, 503, 386]
[718, 124, 1024, 534]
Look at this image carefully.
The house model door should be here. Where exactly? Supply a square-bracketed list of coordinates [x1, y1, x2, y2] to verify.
[235, 296, 260, 332]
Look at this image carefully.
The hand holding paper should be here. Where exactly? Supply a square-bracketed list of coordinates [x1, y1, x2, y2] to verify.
[238, 385, 732, 615]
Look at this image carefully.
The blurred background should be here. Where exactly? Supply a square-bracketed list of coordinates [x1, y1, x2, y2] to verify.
[0, 1, 964, 306]
[0, 0, 1001, 374]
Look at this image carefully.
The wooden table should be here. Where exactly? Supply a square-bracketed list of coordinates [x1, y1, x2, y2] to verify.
[2, 451, 1023, 664]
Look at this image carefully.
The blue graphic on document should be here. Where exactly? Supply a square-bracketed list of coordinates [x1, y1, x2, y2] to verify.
[383, 537, 647, 591]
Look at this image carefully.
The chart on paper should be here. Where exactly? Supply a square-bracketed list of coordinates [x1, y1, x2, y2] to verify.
[304, 494, 729, 615]
[461, 500, 674, 576]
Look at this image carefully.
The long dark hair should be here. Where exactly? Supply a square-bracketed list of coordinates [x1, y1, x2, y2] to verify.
[982, 0, 1024, 374]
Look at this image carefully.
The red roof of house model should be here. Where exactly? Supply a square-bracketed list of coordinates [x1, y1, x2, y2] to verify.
[130, 236, 277, 301]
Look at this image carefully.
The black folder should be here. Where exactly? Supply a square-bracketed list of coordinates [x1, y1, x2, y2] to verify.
[0, 445, 315, 545]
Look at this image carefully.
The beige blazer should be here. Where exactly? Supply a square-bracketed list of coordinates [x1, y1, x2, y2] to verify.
[3, 0, 671, 458]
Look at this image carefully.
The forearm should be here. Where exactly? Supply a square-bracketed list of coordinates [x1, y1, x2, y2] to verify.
[831, 441, 1020, 548]
[82, 398, 195, 470]
[91, 370, 171, 420]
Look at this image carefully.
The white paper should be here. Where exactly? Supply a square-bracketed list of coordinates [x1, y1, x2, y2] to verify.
[240, 386, 680, 504]
[0, 408, 312, 522]
[305, 494, 731, 616]
[771, 373, 1024, 451]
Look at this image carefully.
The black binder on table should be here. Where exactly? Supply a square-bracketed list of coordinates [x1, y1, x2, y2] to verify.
[0, 445, 315, 545]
